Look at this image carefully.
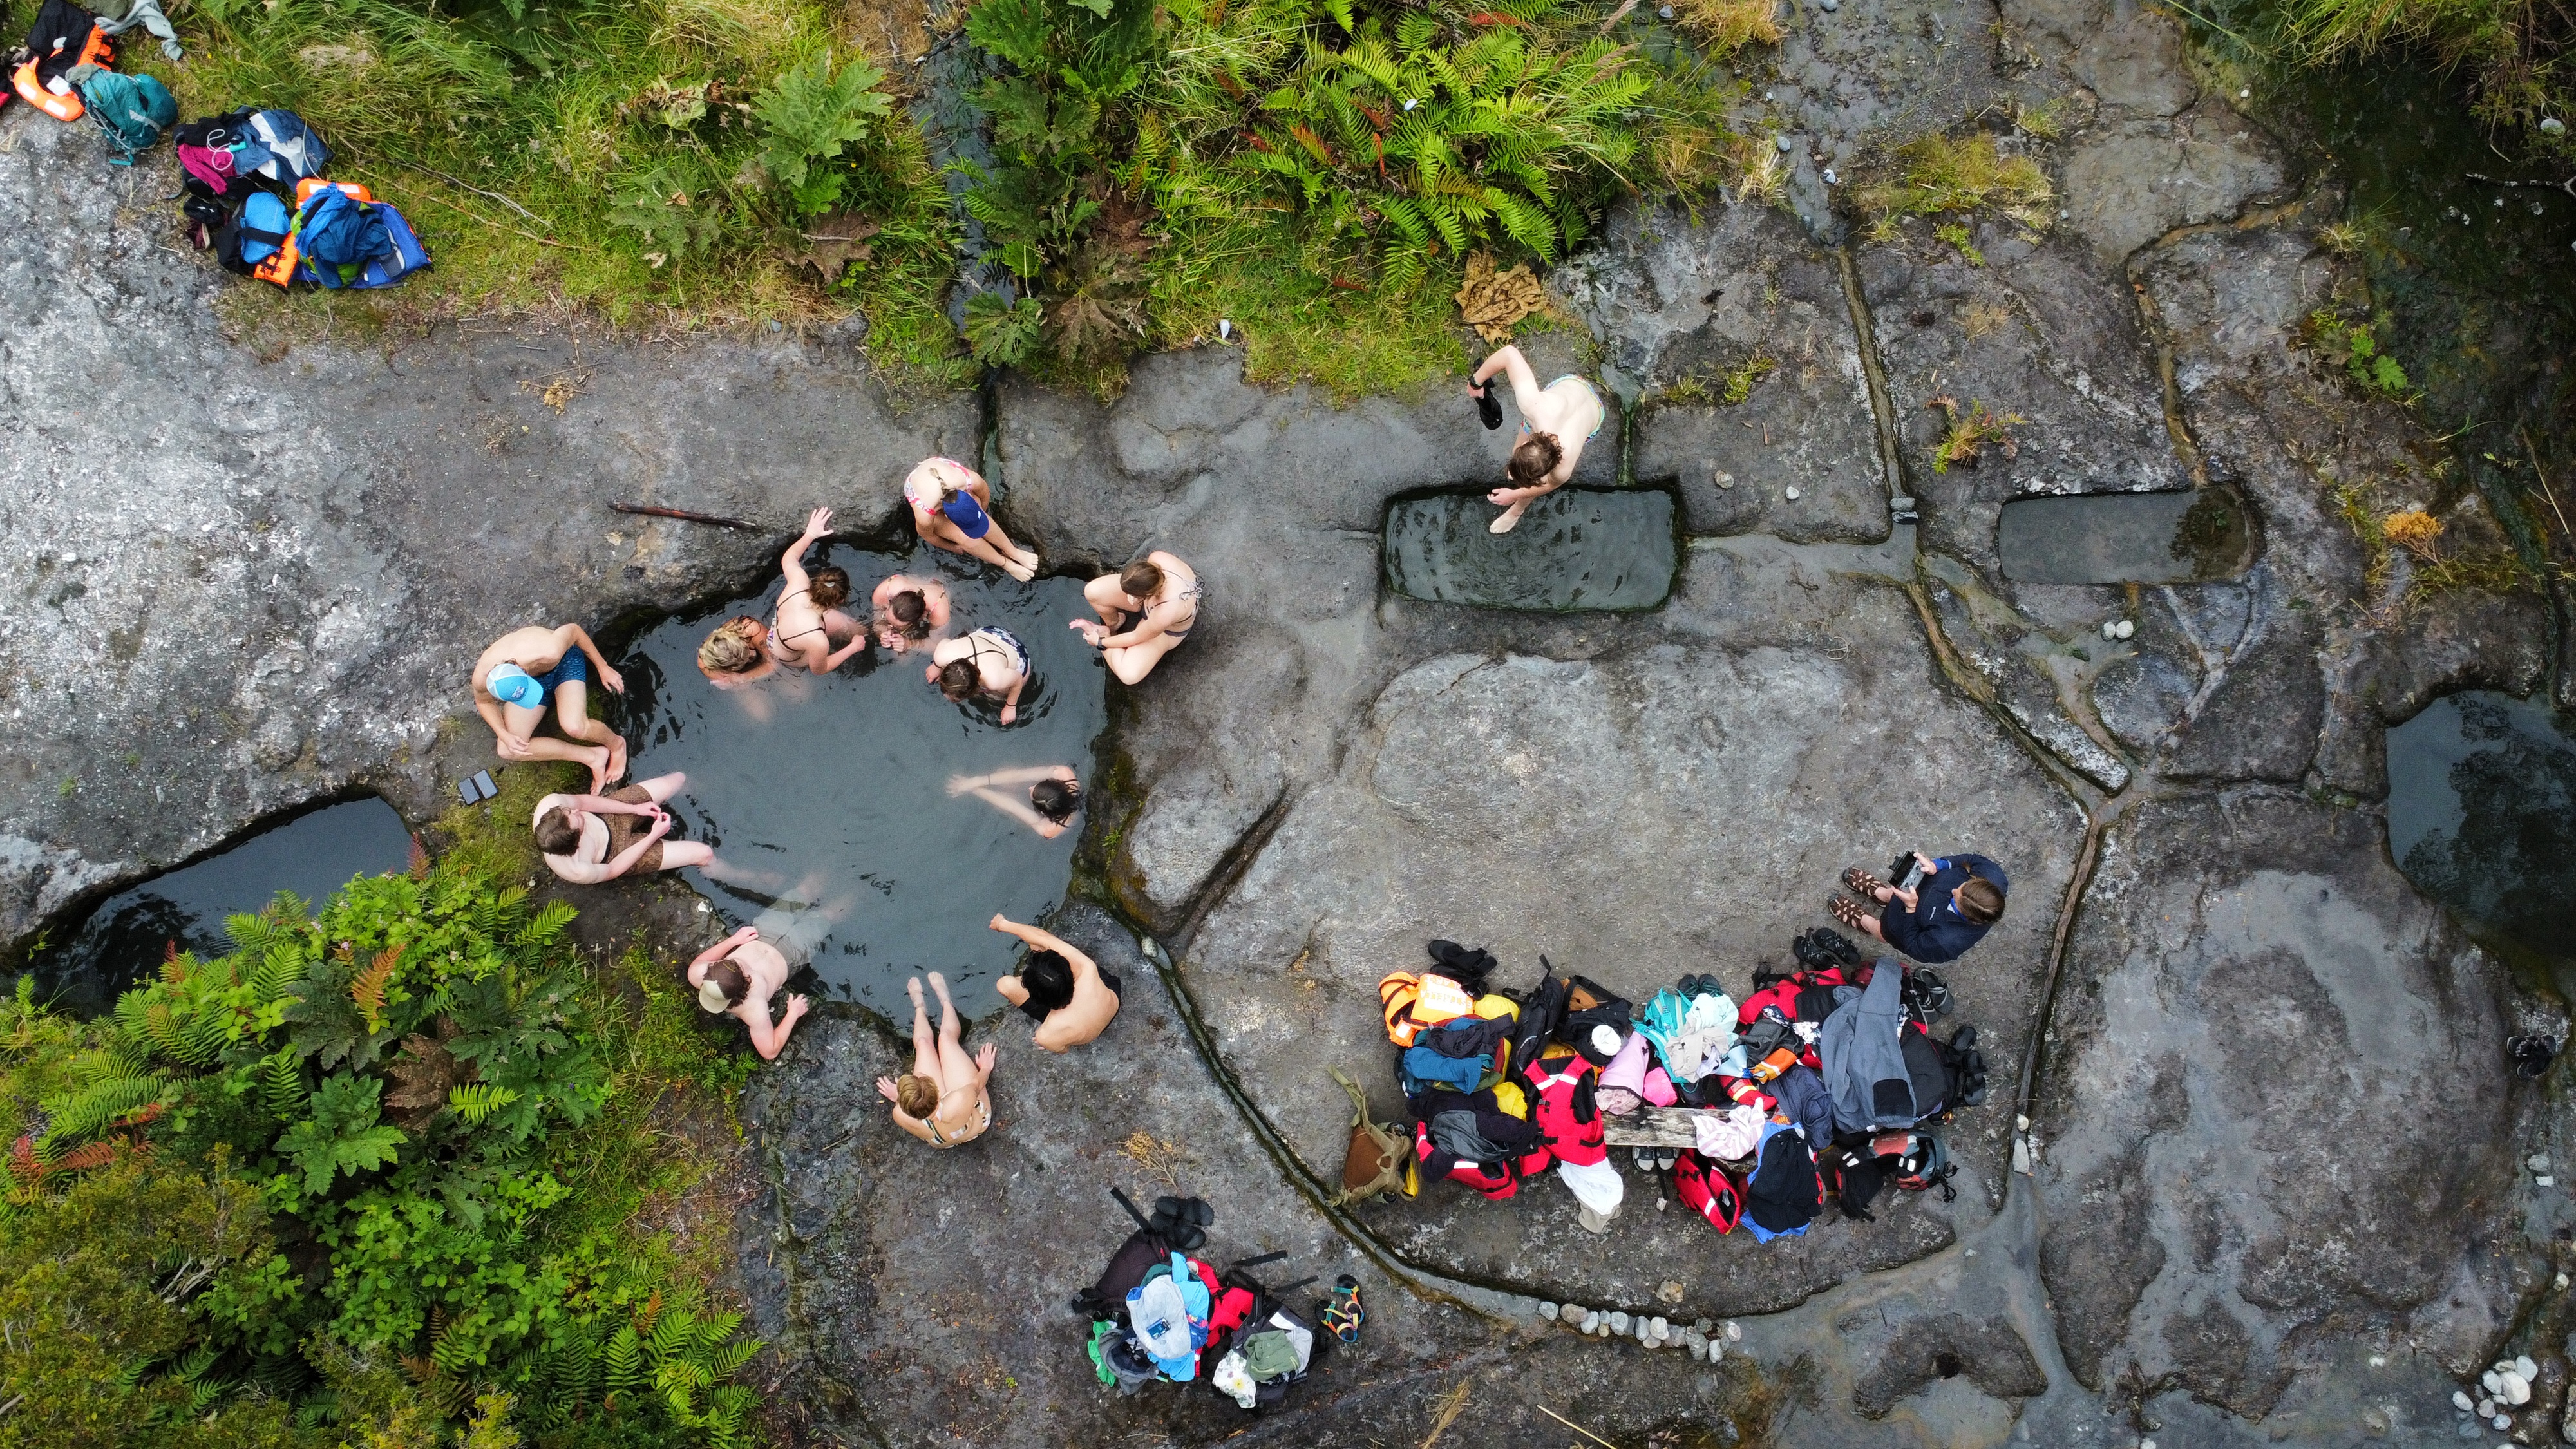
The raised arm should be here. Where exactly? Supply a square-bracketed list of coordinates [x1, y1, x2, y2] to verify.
[971, 786, 1066, 838]
[688, 927, 760, 974]
[558, 624, 625, 694]
[981, 764, 1077, 788]
[989, 914, 1096, 976]
[1470, 345, 1545, 417]
[782, 507, 834, 587]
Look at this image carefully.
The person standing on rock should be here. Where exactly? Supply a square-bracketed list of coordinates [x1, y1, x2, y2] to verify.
[947, 764, 1082, 838]
[1467, 343, 1605, 535]
[989, 912, 1121, 1051]
[926, 626, 1032, 724]
[879, 972, 997, 1148]
[903, 456, 1038, 582]
[1070, 553, 1200, 684]
[1831, 851, 2007, 964]
[871, 571, 952, 653]
[471, 623, 629, 791]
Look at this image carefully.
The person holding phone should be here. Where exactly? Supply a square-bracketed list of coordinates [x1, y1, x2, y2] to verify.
[1830, 851, 2008, 964]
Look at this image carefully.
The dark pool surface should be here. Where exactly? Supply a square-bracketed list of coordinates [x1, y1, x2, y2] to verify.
[1995, 487, 2249, 585]
[1383, 488, 1676, 611]
[2385, 692, 2576, 958]
[31, 797, 414, 1014]
[615, 545, 1106, 1016]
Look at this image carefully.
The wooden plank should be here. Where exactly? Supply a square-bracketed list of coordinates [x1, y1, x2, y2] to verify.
[1602, 1107, 1716, 1150]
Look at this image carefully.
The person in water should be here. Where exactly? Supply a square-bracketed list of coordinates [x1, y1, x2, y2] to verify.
[531, 772, 718, 884]
[685, 875, 848, 1059]
[1070, 553, 1201, 685]
[878, 971, 996, 1149]
[947, 765, 1082, 838]
[989, 913, 1121, 1052]
[470, 623, 629, 790]
[696, 508, 868, 685]
[1467, 343, 1605, 535]
[927, 626, 1031, 724]
[902, 457, 1038, 582]
[871, 571, 952, 654]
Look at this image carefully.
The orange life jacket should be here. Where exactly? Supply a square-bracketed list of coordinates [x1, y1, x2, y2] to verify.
[12, 26, 111, 122]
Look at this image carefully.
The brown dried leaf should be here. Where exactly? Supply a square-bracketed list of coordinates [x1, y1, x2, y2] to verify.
[1453, 251, 1545, 343]
[385, 1019, 470, 1130]
[796, 212, 882, 284]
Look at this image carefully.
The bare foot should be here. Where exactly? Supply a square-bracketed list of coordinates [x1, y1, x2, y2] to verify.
[926, 971, 954, 1012]
[605, 733, 629, 784]
[580, 744, 614, 793]
[1489, 502, 1528, 535]
[1070, 619, 1106, 644]
[905, 976, 926, 1011]
[1000, 558, 1036, 583]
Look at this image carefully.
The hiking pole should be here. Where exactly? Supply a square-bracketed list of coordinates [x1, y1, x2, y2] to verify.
[609, 502, 761, 531]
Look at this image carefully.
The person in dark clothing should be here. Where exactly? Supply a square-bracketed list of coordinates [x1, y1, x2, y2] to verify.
[1829, 852, 2007, 965]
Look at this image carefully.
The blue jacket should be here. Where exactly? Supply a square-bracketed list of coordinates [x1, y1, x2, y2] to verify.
[1880, 853, 2007, 965]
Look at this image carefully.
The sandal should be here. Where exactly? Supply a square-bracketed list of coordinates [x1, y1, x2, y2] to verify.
[1320, 1274, 1365, 1345]
[1828, 896, 1871, 932]
[1841, 867, 1888, 899]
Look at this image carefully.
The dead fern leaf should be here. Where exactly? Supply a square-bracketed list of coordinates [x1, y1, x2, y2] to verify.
[407, 835, 432, 882]
[1454, 251, 1545, 343]
[1419, 1381, 1473, 1448]
[1117, 1132, 1196, 1189]
[386, 1022, 472, 1132]
[634, 1286, 664, 1336]
[352, 946, 400, 1033]
[2383, 509, 2445, 561]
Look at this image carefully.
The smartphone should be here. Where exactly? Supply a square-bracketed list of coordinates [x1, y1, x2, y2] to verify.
[459, 770, 498, 804]
[1890, 852, 1926, 893]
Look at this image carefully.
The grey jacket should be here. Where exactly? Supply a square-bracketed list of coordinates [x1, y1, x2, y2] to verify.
[1819, 960, 1917, 1133]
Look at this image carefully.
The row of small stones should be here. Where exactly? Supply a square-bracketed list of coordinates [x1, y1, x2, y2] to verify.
[1535, 1302, 1742, 1361]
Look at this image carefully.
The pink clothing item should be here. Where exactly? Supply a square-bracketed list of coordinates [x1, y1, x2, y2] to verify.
[177, 144, 236, 195]
[1598, 1029, 1651, 1095]
[1642, 1066, 1678, 1108]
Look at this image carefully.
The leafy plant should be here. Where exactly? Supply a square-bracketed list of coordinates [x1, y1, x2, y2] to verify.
[2306, 308, 2412, 396]
[1718, 352, 1776, 404]
[755, 52, 895, 217]
[1933, 220, 1985, 265]
[274, 1072, 406, 1195]
[607, 166, 732, 268]
[1926, 393, 2027, 472]
[966, 292, 1049, 365]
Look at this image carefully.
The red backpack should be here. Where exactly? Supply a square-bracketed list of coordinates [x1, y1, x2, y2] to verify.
[1412, 1119, 1524, 1200]
[1672, 1150, 1743, 1233]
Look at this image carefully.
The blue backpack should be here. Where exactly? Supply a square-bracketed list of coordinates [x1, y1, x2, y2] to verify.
[290, 184, 432, 289]
[78, 70, 175, 161]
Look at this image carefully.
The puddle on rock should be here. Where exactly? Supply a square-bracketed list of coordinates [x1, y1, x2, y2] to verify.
[31, 797, 413, 1014]
[1994, 486, 2250, 585]
[2385, 692, 2576, 966]
[615, 546, 1106, 1017]
[1383, 488, 1676, 611]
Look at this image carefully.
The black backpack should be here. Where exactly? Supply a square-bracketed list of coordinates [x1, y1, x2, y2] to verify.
[1070, 1188, 1208, 1320]
[1940, 1025, 1987, 1109]
[1900, 1026, 1950, 1122]
[1206, 1256, 1322, 1412]
[1745, 1128, 1823, 1233]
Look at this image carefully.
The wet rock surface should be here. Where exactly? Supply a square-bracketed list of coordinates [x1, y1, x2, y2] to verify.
[2, 0, 2566, 1432]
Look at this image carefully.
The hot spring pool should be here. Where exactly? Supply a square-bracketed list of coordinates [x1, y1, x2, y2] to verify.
[613, 546, 1108, 1017]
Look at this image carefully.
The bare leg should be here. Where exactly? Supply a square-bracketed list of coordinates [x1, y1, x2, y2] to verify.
[1103, 632, 1185, 685]
[925, 971, 977, 1083]
[907, 978, 942, 1080]
[495, 710, 610, 790]
[634, 772, 688, 804]
[657, 841, 714, 871]
[923, 522, 1034, 582]
[1082, 576, 1132, 629]
[985, 521, 1041, 572]
[553, 682, 629, 785]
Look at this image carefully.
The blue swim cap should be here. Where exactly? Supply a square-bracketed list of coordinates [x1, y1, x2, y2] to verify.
[487, 663, 544, 708]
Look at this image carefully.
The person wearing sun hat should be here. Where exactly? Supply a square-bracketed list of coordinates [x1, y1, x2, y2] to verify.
[683, 875, 846, 1060]
[468, 622, 630, 791]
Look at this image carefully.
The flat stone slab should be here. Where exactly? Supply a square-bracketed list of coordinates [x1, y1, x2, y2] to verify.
[1996, 488, 2251, 583]
[1383, 489, 1676, 611]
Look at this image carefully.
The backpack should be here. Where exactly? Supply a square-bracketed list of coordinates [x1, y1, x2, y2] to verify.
[212, 189, 299, 286]
[1941, 1025, 1988, 1108]
[1671, 1149, 1743, 1233]
[1325, 1067, 1416, 1206]
[1379, 971, 1475, 1047]
[13, 0, 109, 122]
[1900, 1024, 1949, 1122]
[77, 69, 171, 160]
[1742, 1121, 1823, 1239]
[1502, 954, 1571, 1077]
[291, 180, 433, 289]
[1879, 1132, 1958, 1202]
[1206, 1258, 1321, 1412]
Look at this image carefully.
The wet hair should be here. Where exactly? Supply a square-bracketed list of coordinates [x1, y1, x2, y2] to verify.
[808, 566, 851, 610]
[1030, 777, 1081, 824]
[896, 1074, 939, 1117]
[880, 589, 930, 641]
[699, 958, 749, 1012]
[698, 617, 765, 674]
[938, 657, 981, 701]
[533, 808, 582, 855]
[1015, 949, 1075, 1021]
[1506, 432, 1563, 488]
[1119, 560, 1165, 600]
[1958, 875, 2005, 925]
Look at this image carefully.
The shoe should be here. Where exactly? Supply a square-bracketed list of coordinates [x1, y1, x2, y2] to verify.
[1577, 1205, 1612, 1234]
[1475, 383, 1503, 430]
[1842, 866, 1888, 898]
[1827, 896, 1871, 931]
[1184, 1197, 1214, 1226]
[1949, 1025, 1978, 1053]
[1321, 1274, 1366, 1344]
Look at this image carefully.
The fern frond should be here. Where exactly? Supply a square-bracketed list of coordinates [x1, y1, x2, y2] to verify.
[352, 947, 399, 1032]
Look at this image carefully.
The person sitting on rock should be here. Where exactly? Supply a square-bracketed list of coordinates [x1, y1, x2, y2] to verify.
[989, 912, 1121, 1051]
[1070, 553, 1201, 685]
[471, 623, 629, 790]
[902, 456, 1037, 582]
[947, 764, 1082, 838]
[685, 874, 847, 1059]
[872, 571, 952, 653]
[878, 972, 996, 1149]
[532, 771, 719, 884]
[1468, 343, 1604, 535]
[1831, 851, 2008, 964]
[927, 626, 1031, 725]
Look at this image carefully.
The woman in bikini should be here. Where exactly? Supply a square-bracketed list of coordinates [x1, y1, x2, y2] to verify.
[1467, 343, 1605, 534]
[871, 571, 952, 654]
[946, 764, 1082, 838]
[696, 508, 868, 705]
[877, 972, 997, 1149]
[1070, 553, 1200, 685]
[902, 457, 1039, 582]
[926, 625, 1032, 724]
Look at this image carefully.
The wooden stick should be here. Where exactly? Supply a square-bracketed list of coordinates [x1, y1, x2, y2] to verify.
[379, 155, 555, 227]
[1537, 1405, 1622, 1449]
[609, 502, 761, 531]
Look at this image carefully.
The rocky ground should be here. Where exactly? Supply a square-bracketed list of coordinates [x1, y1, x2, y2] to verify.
[5, 0, 2571, 1440]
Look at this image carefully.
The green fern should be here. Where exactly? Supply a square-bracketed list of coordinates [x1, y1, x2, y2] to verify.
[262, 1048, 308, 1121]
[445, 1083, 522, 1124]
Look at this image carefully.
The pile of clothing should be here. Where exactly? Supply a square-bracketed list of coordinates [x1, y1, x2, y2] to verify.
[1345, 929, 1989, 1242]
[8, 3, 430, 289]
[1072, 1190, 1332, 1413]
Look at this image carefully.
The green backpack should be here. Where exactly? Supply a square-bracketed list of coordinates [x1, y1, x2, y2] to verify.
[79, 70, 175, 161]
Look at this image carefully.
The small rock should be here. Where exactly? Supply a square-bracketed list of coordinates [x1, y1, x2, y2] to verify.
[1785, 486, 1801, 501]
[2529, 1155, 2551, 1173]
[2114, 620, 2136, 639]
[1657, 1282, 1685, 1303]
[1823, 168, 1839, 185]
[1558, 1302, 1584, 1323]
[2101, 621, 2121, 640]
[2515, 1355, 2537, 1379]
[1651, 1316, 1669, 1340]
[1819, 0, 1837, 10]
[2477, 1399, 2495, 1417]
[696, 901, 711, 913]
[2503, 1372, 2532, 1405]
[1658, 3, 1673, 14]
[1539, 1302, 1558, 1321]
[1610, 1311, 1631, 1334]
[2484, 1371, 2506, 1396]
[1689, 1337, 1709, 1361]
[2493, 1412, 2512, 1429]
[1581, 1311, 1600, 1332]
[1776, 135, 1795, 153]
[1709, 1336, 1725, 1362]
[1713, 469, 1736, 489]
[1695, 1319, 1714, 1334]
[2016, 1114, 2031, 1132]
[2454, 1417, 2483, 1437]
[2455, 1390, 2476, 1412]
[1655, 1197, 1667, 1211]
[1218, 319, 1232, 341]
[2140, 1441, 2157, 1449]
[2537, 1175, 2553, 1187]
[2543, 117, 2566, 135]
[1725, 1320, 1741, 1341]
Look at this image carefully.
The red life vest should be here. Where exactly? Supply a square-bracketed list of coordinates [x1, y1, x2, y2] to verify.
[1672, 1150, 1742, 1233]
[1412, 1120, 1522, 1200]
[1525, 1056, 1607, 1168]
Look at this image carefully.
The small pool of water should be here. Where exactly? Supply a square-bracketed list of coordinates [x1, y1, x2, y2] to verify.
[1995, 488, 2249, 585]
[615, 546, 1106, 1016]
[30, 797, 414, 1014]
[1383, 488, 1676, 611]
[2385, 691, 2576, 961]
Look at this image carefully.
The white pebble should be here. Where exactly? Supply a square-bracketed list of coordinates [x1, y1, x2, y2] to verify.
[2515, 1355, 2538, 1379]
[2557, 1273, 2570, 1291]
[1609, 1311, 1631, 1333]
[2530, 1154, 2552, 1173]
[1776, 135, 1795, 153]
[2494, 1412, 2513, 1428]
[1655, 1197, 1667, 1211]
[2483, 1370, 2505, 1396]
[2101, 621, 2120, 640]
[1725, 1320, 1741, 1341]
[2455, 1390, 2475, 1412]
[2538, 1175, 2555, 1187]
[2543, 117, 2566, 135]
[1651, 1316, 1669, 1340]
[2141, 1440, 2157, 1449]
[2503, 1372, 2532, 1405]
[2114, 620, 2135, 639]
[2477, 1397, 2496, 1416]
[1539, 1302, 1558, 1320]
[1713, 469, 1736, 489]
[696, 901, 710, 913]
[1785, 486, 1801, 500]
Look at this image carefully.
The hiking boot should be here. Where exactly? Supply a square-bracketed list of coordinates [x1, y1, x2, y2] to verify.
[1827, 896, 1871, 932]
[1842, 866, 1888, 899]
